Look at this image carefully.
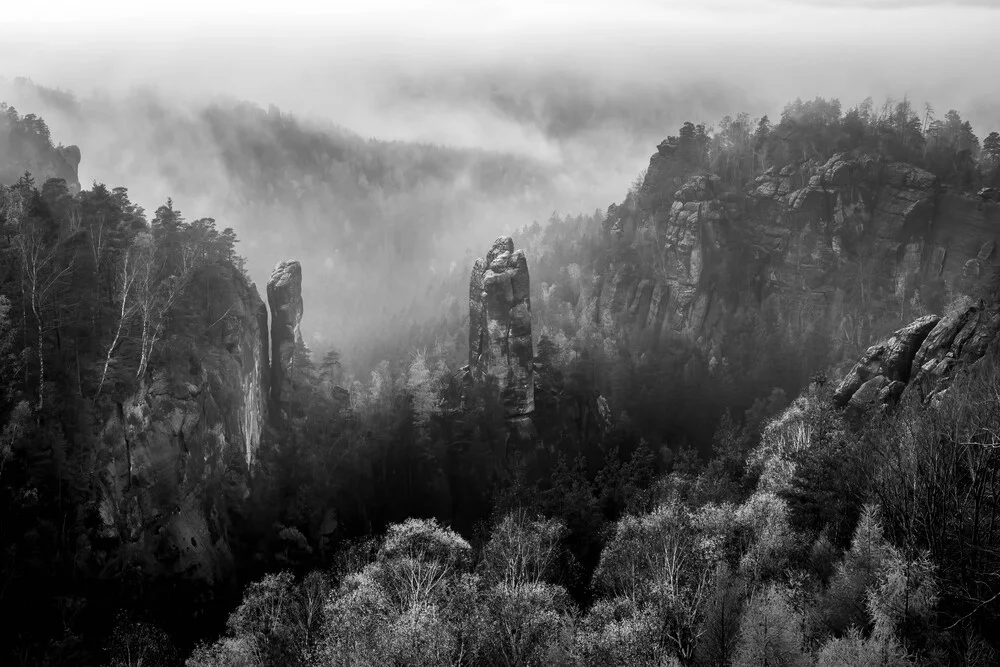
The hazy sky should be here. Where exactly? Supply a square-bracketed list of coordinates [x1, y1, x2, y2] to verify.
[3, 0, 998, 143]
[3, 0, 998, 357]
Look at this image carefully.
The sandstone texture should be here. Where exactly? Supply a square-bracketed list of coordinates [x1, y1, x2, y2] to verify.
[99, 265, 270, 584]
[267, 260, 304, 419]
[469, 236, 534, 418]
[834, 301, 1000, 410]
[593, 149, 1000, 356]
[832, 314, 940, 408]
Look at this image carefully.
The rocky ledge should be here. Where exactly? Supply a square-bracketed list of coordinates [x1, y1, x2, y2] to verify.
[834, 300, 1000, 411]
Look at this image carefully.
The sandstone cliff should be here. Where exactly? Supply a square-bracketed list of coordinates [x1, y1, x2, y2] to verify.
[267, 260, 304, 420]
[594, 149, 1000, 361]
[469, 236, 534, 419]
[835, 300, 1000, 411]
[98, 264, 270, 584]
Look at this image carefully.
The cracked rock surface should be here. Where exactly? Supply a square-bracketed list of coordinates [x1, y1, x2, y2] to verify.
[469, 236, 534, 418]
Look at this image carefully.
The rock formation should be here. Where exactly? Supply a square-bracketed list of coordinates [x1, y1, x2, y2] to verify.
[594, 149, 1000, 354]
[835, 300, 1000, 410]
[99, 265, 270, 584]
[832, 314, 940, 409]
[54, 144, 82, 193]
[96, 257, 309, 586]
[907, 301, 1000, 405]
[267, 260, 304, 419]
[0, 134, 82, 194]
[0, 106, 82, 192]
[469, 236, 534, 419]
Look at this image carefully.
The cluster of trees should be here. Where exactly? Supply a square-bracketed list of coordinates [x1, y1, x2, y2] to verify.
[4, 95, 1000, 666]
[0, 101, 73, 187]
[106, 346, 998, 666]
[0, 170, 249, 664]
[670, 96, 997, 192]
[2, 78, 567, 373]
[1, 101, 54, 149]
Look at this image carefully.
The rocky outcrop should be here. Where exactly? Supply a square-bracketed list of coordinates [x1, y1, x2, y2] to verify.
[98, 265, 269, 584]
[908, 301, 1000, 404]
[469, 236, 534, 418]
[0, 108, 82, 192]
[834, 301, 1000, 410]
[832, 314, 940, 408]
[600, 173, 742, 346]
[54, 144, 82, 193]
[0, 138, 82, 194]
[591, 147, 1000, 364]
[267, 260, 304, 420]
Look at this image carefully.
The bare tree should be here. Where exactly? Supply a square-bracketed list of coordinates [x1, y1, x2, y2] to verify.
[96, 240, 142, 396]
[131, 232, 199, 381]
[594, 501, 716, 664]
[866, 360, 1000, 632]
[12, 216, 74, 410]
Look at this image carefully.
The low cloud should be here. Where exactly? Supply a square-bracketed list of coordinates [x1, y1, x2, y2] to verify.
[1, 0, 997, 360]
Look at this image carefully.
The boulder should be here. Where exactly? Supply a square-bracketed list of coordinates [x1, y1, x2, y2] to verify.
[833, 301, 1000, 413]
[907, 301, 1000, 402]
[833, 315, 940, 407]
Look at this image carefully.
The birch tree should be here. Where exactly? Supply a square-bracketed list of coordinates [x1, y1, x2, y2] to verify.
[12, 209, 74, 410]
[96, 239, 143, 395]
[593, 500, 717, 664]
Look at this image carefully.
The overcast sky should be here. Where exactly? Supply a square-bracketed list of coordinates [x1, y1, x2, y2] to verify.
[3, 0, 997, 352]
[3, 0, 998, 142]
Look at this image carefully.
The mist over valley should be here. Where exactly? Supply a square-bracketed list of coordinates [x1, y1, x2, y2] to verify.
[3, 2, 1000, 665]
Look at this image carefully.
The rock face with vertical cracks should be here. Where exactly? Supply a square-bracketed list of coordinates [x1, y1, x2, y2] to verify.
[832, 314, 940, 409]
[98, 264, 270, 585]
[469, 236, 534, 418]
[834, 301, 1000, 411]
[593, 147, 1000, 360]
[267, 260, 304, 419]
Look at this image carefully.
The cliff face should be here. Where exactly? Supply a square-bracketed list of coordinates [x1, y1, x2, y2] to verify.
[267, 260, 304, 420]
[469, 236, 534, 419]
[98, 265, 270, 584]
[835, 300, 1000, 411]
[594, 149, 1000, 359]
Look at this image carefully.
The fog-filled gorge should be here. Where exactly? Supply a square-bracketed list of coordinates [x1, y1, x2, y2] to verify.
[4, 2, 1000, 666]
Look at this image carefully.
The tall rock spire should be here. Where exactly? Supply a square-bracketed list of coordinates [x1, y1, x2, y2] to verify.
[469, 236, 534, 418]
[267, 260, 303, 420]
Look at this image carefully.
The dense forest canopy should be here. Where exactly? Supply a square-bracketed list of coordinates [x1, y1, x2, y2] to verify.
[3, 72, 1000, 667]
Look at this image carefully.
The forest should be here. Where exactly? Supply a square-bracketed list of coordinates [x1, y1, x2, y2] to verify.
[2, 91, 1000, 667]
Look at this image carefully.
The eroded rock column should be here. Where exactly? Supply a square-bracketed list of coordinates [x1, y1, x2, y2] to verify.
[267, 260, 303, 419]
[469, 236, 534, 418]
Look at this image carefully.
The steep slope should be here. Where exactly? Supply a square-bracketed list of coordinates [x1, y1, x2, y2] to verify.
[835, 299, 1000, 410]
[594, 148, 1000, 365]
[97, 264, 270, 585]
[267, 260, 304, 421]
